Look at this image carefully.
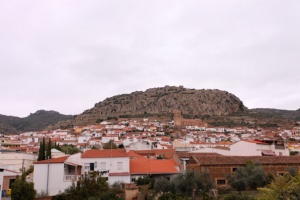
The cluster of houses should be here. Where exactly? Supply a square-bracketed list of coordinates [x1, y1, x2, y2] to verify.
[1, 117, 300, 198]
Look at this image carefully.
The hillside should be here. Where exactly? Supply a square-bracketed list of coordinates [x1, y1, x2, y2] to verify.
[0, 123, 19, 134]
[48, 86, 247, 129]
[0, 110, 73, 134]
[251, 108, 300, 121]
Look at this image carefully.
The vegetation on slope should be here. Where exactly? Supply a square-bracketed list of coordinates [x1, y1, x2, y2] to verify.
[0, 110, 73, 134]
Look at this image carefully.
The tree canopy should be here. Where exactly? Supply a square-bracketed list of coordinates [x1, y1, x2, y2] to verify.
[153, 170, 213, 199]
[227, 162, 268, 191]
[54, 171, 109, 200]
[103, 140, 117, 149]
[11, 172, 36, 200]
[258, 173, 300, 200]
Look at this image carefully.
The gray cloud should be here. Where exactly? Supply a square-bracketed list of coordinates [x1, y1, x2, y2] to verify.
[0, 0, 299, 117]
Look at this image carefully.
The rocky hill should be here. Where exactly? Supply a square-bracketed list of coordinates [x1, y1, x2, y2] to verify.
[0, 110, 73, 134]
[48, 86, 247, 128]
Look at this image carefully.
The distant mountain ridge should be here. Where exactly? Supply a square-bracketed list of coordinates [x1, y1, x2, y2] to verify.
[48, 86, 248, 129]
[251, 108, 300, 120]
[0, 110, 73, 134]
[1, 86, 299, 133]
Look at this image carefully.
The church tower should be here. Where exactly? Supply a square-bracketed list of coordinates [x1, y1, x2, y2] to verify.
[173, 110, 182, 126]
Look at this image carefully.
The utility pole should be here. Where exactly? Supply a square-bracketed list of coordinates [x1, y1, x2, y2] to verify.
[21, 159, 25, 176]
[46, 156, 50, 195]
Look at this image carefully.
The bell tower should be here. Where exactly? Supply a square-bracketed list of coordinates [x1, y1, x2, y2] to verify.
[173, 110, 182, 126]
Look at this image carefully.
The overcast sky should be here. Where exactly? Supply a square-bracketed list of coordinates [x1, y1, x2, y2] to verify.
[0, 0, 299, 117]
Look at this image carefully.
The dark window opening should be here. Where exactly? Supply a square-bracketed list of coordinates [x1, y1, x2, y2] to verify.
[90, 163, 95, 171]
[217, 179, 226, 185]
[9, 179, 16, 189]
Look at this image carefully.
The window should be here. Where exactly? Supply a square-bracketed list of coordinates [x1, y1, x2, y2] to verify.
[277, 172, 287, 176]
[84, 163, 90, 171]
[90, 163, 95, 171]
[117, 162, 123, 170]
[216, 179, 226, 185]
[84, 163, 95, 171]
[232, 167, 237, 173]
[9, 179, 16, 189]
[100, 162, 106, 170]
[131, 178, 136, 182]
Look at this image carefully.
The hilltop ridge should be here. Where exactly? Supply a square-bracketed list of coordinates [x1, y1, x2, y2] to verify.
[2, 86, 298, 133]
[0, 110, 73, 134]
[48, 86, 247, 129]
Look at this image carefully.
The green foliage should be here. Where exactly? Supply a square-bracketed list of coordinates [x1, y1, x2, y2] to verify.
[24, 165, 34, 176]
[227, 163, 268, 191]
[37, 138, 46, 161]
[38, 138, 55, 160]
[136, 175, 153, 186]
[158, 193, 189, 200]
[257, 173, 300, 199]
[54, 141, 61, 151]
[154, 177, 171, 194]
[57, 171, 109, 200]
[287, 167, 298, 177]
[46, 138, 52, 159]
[59, 144, 81, 155]
[103, 140, 117, 149]
[290, 151, 299, 156]
[153, 170, 213, 198]
[36, 190, 49, 198]
[96, 118, 104, 123]
[107, 116, 118, 121]
[223, 192, 256, 200]
[0, 110, 73, 133]
[258, 174, 293, 200]
[11, 173, 36, 200]
[173, 170, 213, 196]
[88, 189, 123, 200]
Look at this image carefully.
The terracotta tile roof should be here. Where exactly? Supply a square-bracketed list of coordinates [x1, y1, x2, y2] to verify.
[34, 156, 69, 164]
[191, 155, 300, 166]
[130, 159, 179, 174]
[81, 149, 128, 158]
[64, 161, 82, 167]
[243, 140, 269, 145]
[134, 149, 175, 159]
[127, 151, 146, 159]
[176, 152, 223, 158]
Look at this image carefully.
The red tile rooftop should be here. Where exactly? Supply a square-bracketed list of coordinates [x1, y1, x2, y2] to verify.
[243, 140, 269, 144]
[134, 149, 175, 159]
[130, 159, 178, 174]
[191, 155, 300, 165]
[34, 156, 69, 164]
[81, 149, 128, 158]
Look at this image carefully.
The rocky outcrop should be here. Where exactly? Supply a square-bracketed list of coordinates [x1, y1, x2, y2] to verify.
[50, 86, 247, 128]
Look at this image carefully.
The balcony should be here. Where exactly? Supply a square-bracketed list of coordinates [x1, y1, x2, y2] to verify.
[64, 175, 75, 182]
